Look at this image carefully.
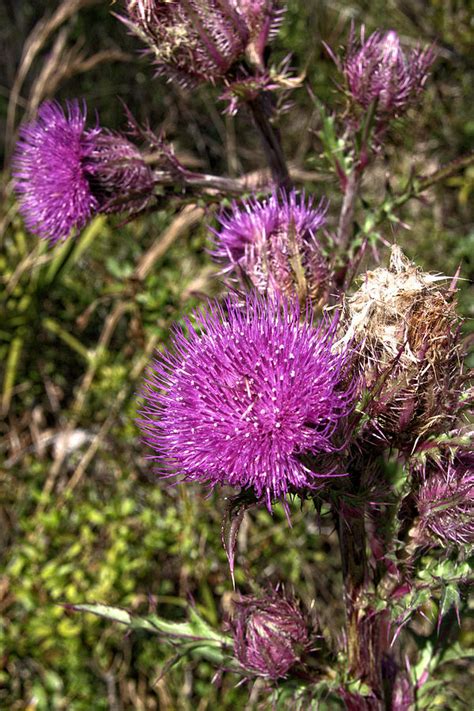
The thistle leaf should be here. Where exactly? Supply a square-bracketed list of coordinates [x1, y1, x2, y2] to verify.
[221, 490, 257, 587]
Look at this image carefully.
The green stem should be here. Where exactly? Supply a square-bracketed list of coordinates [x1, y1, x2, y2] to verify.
[416, 151, 474, 193]
[367, 151, 474, 235]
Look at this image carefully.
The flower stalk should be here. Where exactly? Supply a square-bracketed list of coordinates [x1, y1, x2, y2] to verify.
[248, 92, 291, 189]
[336, 167, 363, 252]
[334, 501, 368, 675]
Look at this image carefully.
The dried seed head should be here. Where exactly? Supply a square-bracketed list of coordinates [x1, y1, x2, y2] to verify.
[343, 246, 463, 449]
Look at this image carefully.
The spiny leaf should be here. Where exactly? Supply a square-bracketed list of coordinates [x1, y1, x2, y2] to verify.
[438, 584, 461, 630]
[438, 641, 474, 665]
[69, 603, 231, 665]
[221, 490, 257, 588]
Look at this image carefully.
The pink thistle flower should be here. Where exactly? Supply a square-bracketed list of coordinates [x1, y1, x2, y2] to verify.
[138, 294, 355, 508]
[211, 190, 331, 302]
[12, 100, 154, 244]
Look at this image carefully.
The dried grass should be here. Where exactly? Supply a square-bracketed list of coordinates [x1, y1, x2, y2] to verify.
[4, 0, 128, 160]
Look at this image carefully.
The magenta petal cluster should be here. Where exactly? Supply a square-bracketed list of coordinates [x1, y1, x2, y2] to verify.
[12, 100, 153, 244]
[341, 28, 435, 118]
[123, 0, 278, 85]
[417, 451, 474, 547]
[211, 190, 330, 300]
[13, 101, 99, 243]
[232, 591, 311, 679]
[138, 294, 355, 506]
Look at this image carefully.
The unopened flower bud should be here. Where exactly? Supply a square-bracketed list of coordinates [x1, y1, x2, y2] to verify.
[232, 590, 312, 679]
[331, 27, 435, 127]
[342, 246, 463, 449]
[122, 0, 279, 85]
[13, 100, 154, 244]
[211, 190, 331, 303]
[415, 450, 474, 548]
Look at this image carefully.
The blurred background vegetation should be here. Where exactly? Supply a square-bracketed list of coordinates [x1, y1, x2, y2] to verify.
[0, 1, 473, 709]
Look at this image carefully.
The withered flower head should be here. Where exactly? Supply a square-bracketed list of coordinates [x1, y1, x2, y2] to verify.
[342, 246, 464, 449]
[122, 1, 279, 85]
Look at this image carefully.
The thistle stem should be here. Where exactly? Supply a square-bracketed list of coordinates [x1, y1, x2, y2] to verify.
[333, 496, 400, 709]
[333, 503, 368, 676]
[336, 168, 362, 251]
[248, 93, 291, 190]
[151, 169, 252, 196]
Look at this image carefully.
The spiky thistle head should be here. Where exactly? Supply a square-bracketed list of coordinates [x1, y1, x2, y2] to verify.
[342, 246, 464, 450]
[138, 294, 355, 508]
[415, 449, 474, 548]
[331, 26, 435, 127]
[211, 190, 331, 303]
[231, 589, 313, 679]
[122, 0, 280, 85]
[12, 100, 154, 244]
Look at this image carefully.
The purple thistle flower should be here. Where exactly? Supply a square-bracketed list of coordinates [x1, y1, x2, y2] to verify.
[335, 27, 435, 122]
[232, 590, 312, 679]
[138, 294, 355, 508]
[211, 190, 330, 302]
[416, 450, 474, 548]
[12, 100, 154, 244]
[122, 0, 279, 85]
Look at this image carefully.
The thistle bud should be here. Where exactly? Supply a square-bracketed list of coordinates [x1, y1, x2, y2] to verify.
[211, 190, 331, 303]
[232, 590, 312, 679]
[12, 100, 154, 244]
[122, 0, 279, 85]
[331, 27, 435, 129]
[342, 246, 463, 449]
[415, 450, 474, 548]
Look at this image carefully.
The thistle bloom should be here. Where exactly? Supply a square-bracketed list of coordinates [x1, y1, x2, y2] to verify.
[232, 591, 312, 679]
[122, 0, 278, 84]
[13, 100, 154, 243]
[342, 246, 463, 449]
[337, 27, 434, 121]
[416, 451, 474, 547]
[211, 190, 330, 302]
[138, 294, 355, 507]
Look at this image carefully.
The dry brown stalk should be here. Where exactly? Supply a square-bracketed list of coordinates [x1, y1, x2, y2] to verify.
[5, 0, 102, 157]
[30, 46, 132, 116]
